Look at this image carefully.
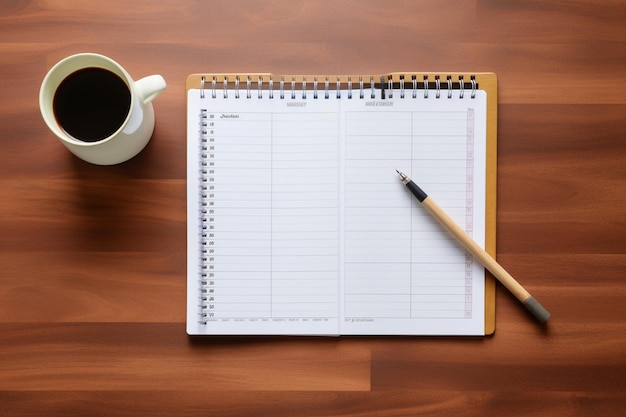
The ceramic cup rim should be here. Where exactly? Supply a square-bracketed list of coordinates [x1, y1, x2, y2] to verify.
[39, 52, 136, 147]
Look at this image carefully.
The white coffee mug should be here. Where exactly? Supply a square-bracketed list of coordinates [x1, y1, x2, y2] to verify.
[39, 53, 166, 165]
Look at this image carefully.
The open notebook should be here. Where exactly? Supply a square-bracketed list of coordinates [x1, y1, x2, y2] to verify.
[186, 73, 497, 335]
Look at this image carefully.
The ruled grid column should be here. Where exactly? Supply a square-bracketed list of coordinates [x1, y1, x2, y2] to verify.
[344, 111, 413, 318]
[206, 109, 340, 321]
[464, 108, 475, 318]
[410, 111, 472, 319]
[270, 112, 339, 319]
[344, 110, 475, 319]
[209, 112, 273, 319]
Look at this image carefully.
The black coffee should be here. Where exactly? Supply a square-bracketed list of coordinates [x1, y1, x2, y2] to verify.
[53, 67, 131, 142]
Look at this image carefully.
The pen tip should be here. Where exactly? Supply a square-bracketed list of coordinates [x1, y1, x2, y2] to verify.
[396, 170, 410, 183]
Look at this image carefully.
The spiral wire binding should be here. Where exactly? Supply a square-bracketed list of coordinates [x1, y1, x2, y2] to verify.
[197, 74, 477, 102]
[195, 73, 479, 324]
[459, 76, 465, 99]
[471, 77, 477, 98]
[198, 108, 210, 324]
[359, 76, 364, 99]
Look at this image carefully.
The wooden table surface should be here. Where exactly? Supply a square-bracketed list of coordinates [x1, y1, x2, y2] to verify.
[1, 1, 624, 416]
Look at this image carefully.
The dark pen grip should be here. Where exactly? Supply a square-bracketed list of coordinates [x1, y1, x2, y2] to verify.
[406, 181, 428, 202]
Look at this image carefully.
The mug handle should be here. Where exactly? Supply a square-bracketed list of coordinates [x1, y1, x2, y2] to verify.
[134, 74, 167, 104]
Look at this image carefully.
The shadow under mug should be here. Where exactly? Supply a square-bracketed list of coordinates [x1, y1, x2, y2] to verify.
[39, 53, 167, 165]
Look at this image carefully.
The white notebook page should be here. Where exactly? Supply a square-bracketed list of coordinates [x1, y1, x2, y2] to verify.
[187, 86, 486, 335]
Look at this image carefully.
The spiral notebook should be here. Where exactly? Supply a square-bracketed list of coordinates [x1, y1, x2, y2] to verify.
[186, 73, 497, 336]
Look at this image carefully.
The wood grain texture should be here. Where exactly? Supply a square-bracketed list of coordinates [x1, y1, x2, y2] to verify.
[1, 1, 625, 416]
